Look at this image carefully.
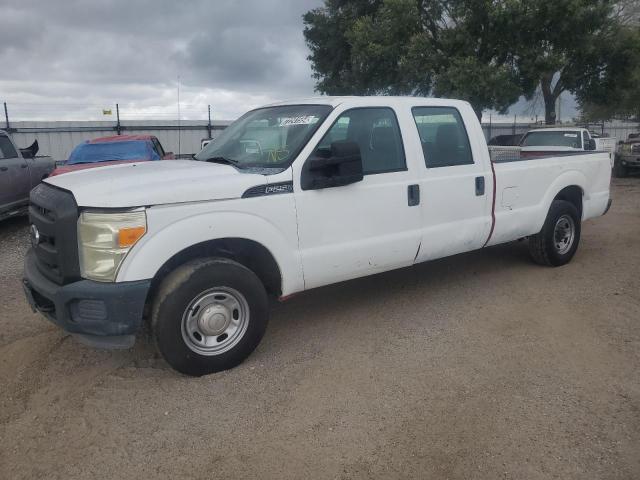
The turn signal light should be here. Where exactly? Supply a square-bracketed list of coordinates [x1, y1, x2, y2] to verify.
[118, 226, 146, 247]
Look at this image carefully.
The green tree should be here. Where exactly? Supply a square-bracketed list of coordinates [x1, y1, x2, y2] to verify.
[304, 0, 523, 120]
[512, 1, 640, 124]
[303, 0, 640, 124]
[577, 26, 640, 121]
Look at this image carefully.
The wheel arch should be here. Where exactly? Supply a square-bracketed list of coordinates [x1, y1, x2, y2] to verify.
[553, 184, 583, 219]
[144, 237, 283, 317]
[537, 170, 588, 230]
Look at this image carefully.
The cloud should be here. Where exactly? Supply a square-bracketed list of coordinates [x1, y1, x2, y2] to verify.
[0, 0, 323, 121]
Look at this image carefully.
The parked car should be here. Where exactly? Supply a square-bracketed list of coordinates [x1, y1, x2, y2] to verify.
[50, 135, 174, 177]
[613, 133, 640, 177]
[520, 127, 616, 164]
[0, 130, 54, 221]
[23, 97, 612, 376]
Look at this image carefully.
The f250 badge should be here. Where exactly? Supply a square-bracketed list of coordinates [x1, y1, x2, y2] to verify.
[265, 184, 293, 194]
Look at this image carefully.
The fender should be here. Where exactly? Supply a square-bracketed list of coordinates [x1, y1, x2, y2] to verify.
[534, 169, 588, 231]
[116, 205, 305, 296]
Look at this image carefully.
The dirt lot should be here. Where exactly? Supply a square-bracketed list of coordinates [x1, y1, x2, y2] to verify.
[1, 179, 639, 480]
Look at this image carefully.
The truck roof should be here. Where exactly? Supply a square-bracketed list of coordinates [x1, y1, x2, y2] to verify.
[265, 96, 472, 109]
[87, 135, 156, 144]
[526, 127, 587, 133]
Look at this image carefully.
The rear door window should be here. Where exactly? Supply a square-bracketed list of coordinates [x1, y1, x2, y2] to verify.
[411, 107, 473, 168]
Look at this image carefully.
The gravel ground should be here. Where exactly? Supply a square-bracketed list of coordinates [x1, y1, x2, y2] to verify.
[1, 178, 639, 480]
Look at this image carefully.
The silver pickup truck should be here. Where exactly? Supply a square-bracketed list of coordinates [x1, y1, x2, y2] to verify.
[0, 130, 55, 221]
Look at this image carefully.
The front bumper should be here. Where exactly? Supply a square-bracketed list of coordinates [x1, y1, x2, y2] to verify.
[620, 156, 640, 167]
[23, 248, 150, 348]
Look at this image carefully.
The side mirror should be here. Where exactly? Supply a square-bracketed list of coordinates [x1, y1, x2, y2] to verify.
[587, 139, 596, 151]
[301, 141, 364, 191]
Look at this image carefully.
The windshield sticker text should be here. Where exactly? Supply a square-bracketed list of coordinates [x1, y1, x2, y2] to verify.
[279, 116, 317, 126]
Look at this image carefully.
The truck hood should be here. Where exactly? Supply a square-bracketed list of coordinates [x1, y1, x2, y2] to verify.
[44, 160, 268, 208]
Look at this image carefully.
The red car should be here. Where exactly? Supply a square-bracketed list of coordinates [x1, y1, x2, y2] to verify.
[51, 135, 174, 177]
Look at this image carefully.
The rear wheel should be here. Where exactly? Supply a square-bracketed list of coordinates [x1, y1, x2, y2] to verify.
[152, 257, 269, 376]
[528, 200, 581, 267]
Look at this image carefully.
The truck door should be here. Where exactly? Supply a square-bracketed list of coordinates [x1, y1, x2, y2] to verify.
[293, 106, 422, 289]
[411, 106, 493, 262]
[0, 135, 31, 210]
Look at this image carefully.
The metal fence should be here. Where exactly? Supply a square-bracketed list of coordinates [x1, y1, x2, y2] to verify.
[3, 101, 639, 160]
[482, 120, 640, 143]
[2, 102, 231, 160]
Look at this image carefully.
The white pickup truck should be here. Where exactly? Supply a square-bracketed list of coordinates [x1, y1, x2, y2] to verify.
[520, 127, 617, 164]
[23, 97, 612, 376]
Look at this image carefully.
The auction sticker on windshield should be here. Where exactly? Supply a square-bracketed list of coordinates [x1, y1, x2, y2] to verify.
[279, 115, 318, 126]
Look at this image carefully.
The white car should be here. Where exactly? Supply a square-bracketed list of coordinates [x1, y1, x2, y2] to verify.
[24, 97, 612, 376]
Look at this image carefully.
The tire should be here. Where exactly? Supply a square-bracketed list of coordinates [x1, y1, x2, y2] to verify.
[528, 200, 581, 267]
[152, 257, 269, 376]
[614, 156, 628, 178]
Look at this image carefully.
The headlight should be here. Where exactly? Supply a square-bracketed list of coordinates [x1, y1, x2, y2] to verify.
[78, 209, 147, 282]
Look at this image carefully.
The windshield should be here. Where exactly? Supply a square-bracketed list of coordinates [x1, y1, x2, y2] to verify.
[68, 140, 160, 164]
[521, 131, 582, 149]
[195, 104, 332, 168]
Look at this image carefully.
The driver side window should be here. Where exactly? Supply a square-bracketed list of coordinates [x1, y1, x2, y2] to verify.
[317, 108, 406, 175]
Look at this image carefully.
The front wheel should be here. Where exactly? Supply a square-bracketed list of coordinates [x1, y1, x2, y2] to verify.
[528, 200, 581, 267]
[152, 258, 269, 376]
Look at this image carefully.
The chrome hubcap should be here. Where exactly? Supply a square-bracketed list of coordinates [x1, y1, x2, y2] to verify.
[553, 214, 575, 255]
[181, 287, 249, 356]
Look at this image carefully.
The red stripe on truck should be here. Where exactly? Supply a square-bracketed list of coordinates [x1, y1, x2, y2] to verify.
[483, 158, 497, 247]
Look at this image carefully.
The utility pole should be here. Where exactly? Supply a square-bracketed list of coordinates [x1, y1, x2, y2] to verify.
[116, 104, 121, 135]
[207, 104, 212, 140]
[177, 76, 181, 157]
[3, 102, 9, 131]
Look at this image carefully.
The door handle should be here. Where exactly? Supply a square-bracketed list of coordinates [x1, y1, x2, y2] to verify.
[0, 166, 7, 172]
[408, 184, 420, 206]
[21, 164, 28, 168]
[475, 176, 485, 196]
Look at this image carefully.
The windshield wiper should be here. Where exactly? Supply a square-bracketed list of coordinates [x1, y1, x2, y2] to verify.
[202, 156, 240, 167]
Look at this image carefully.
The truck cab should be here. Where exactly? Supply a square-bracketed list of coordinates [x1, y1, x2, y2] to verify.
[22, 97, 612, 376]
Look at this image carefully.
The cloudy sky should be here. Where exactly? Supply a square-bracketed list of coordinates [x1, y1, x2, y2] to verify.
[0, 0, 325, 121]
[0, 0, 575, 122]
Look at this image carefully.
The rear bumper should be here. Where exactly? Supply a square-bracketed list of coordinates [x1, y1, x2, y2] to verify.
[23, 248, 150, 347]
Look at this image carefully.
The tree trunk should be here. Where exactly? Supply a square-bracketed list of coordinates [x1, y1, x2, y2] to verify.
[540, 75, 559, 125]
[543, 95, 557, 125]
